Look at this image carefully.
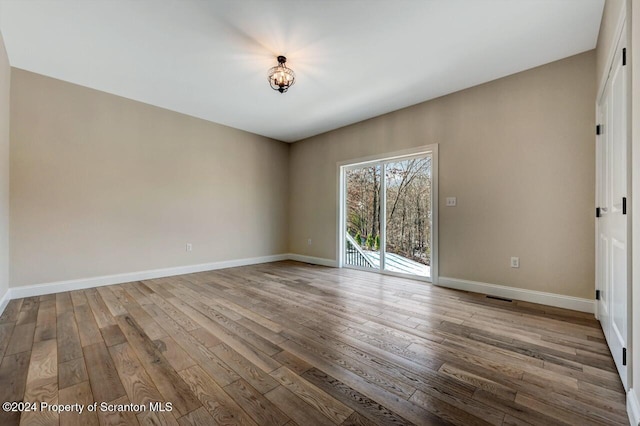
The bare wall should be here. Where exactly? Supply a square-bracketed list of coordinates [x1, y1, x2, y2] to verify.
[289, 51, 596, 299]
[0, 32, 9, 299]
[10, 69, 289, 287]
[597, 0, 625, 89]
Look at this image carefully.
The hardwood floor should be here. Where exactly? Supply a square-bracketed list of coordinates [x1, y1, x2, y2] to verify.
[0, 261, 628, 425]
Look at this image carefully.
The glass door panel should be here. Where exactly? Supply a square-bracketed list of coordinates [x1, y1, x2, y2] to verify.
[383, 156, 432, 278]
[344, 165, 381, 270]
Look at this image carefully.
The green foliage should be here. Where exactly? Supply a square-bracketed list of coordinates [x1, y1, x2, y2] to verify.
[366, 234, 374, 250]
[355, 231, 362, 245]
[375, 234, 380, 251]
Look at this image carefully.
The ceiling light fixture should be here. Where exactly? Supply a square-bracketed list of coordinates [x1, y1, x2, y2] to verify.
[268, 56, 295, 93]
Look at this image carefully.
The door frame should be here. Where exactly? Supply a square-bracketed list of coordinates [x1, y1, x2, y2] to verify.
[337, 144, 438, 283]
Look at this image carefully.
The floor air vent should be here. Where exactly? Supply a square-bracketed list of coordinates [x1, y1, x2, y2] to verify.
[486, 295, 513, 302]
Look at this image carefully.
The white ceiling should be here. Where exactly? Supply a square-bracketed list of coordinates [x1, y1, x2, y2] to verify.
[0, 0, 604, 142]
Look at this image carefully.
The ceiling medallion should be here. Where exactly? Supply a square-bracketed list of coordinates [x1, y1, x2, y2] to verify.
[267, 56, 295, 93]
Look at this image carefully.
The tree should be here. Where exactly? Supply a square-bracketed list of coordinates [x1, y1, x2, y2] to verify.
[383, 157, 432, 264]
[366, 234, 374, 250]
[371, 169, 379, 238]
[345, 157, 432, 265]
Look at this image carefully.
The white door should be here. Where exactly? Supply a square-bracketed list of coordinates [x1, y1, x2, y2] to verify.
[596, 37, 628, 389]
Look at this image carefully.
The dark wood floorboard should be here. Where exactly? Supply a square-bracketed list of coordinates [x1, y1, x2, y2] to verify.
[0, 261, 628, 425]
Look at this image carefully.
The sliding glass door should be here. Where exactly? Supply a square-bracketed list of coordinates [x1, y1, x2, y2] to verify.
[341, 147, 436, 281]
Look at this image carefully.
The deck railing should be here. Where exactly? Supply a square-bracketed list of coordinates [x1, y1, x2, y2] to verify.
[345, 233, 375, 268]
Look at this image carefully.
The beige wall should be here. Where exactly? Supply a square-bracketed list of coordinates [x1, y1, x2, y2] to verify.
[289, 51, 596, 299]
[597, 0, 626, 89]
[10, 69, 289, 287]
[0, 32, 9, 299]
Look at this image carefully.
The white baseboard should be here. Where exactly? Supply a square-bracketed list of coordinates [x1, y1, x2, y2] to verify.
[9, 254, 289, 299]
[287, 254, 337, 268]
[437, 276, 595, 313]
[0, 288, 10, 317]
[3, 254, 594, 317]
[629, 389, 640, 426]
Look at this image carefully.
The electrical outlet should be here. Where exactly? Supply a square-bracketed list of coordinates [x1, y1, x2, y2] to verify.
[307, 238, 312, 246]
[510, 257, 519, 268]
[186, 243, 193, 252]
[446, 197, 457, 207]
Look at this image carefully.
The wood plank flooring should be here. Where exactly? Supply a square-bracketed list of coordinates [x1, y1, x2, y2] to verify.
[0, 261, 627, 425]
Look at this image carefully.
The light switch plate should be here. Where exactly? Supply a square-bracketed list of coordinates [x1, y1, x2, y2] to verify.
[446, 197, 457, 207]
